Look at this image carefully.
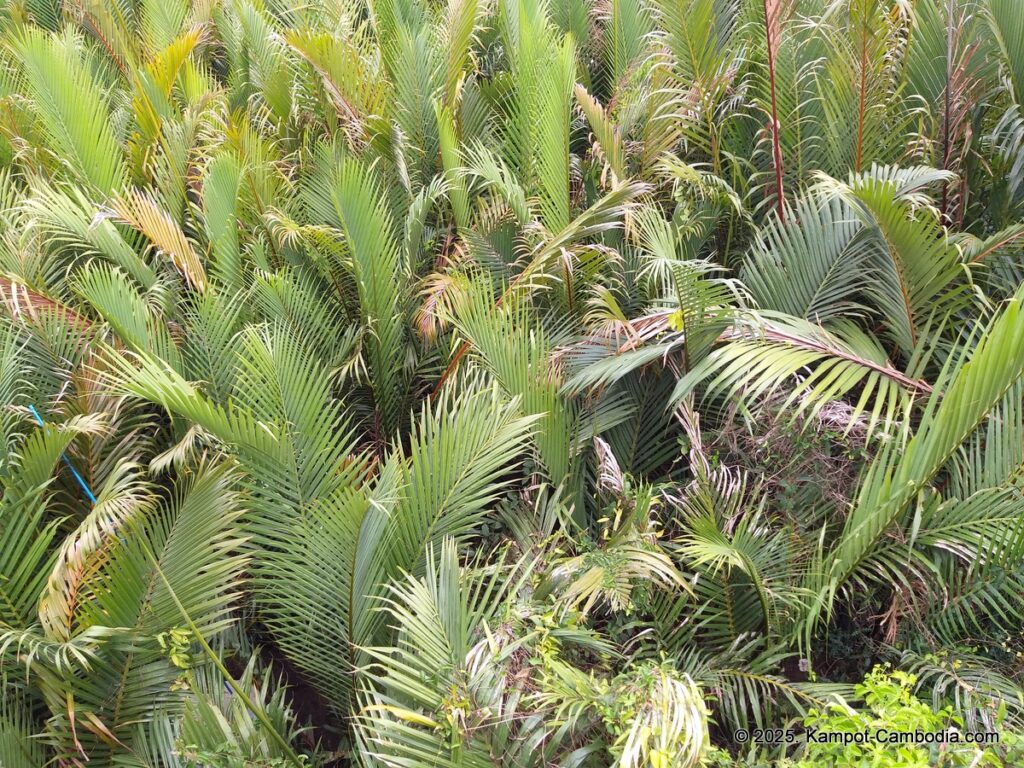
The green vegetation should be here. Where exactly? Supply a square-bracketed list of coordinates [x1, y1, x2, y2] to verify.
[792, 667, 1022, 768]
[2, 0, 1024, 765]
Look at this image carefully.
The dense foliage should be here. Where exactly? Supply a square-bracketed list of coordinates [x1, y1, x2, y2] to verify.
[3, 0, 1024, 765]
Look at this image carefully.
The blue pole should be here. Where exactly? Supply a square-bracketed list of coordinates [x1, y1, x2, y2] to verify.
[27, 404, 98, 505]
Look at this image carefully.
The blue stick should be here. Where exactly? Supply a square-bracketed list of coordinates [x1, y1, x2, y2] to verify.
[27, 404, 98, 505]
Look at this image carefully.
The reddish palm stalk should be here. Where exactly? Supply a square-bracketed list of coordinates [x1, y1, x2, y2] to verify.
[939, 0, 980, 226]
[763, 0, 786, 221]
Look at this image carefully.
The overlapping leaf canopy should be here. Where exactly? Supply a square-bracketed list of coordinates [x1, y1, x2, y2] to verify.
[3, 0, 1024, 766]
